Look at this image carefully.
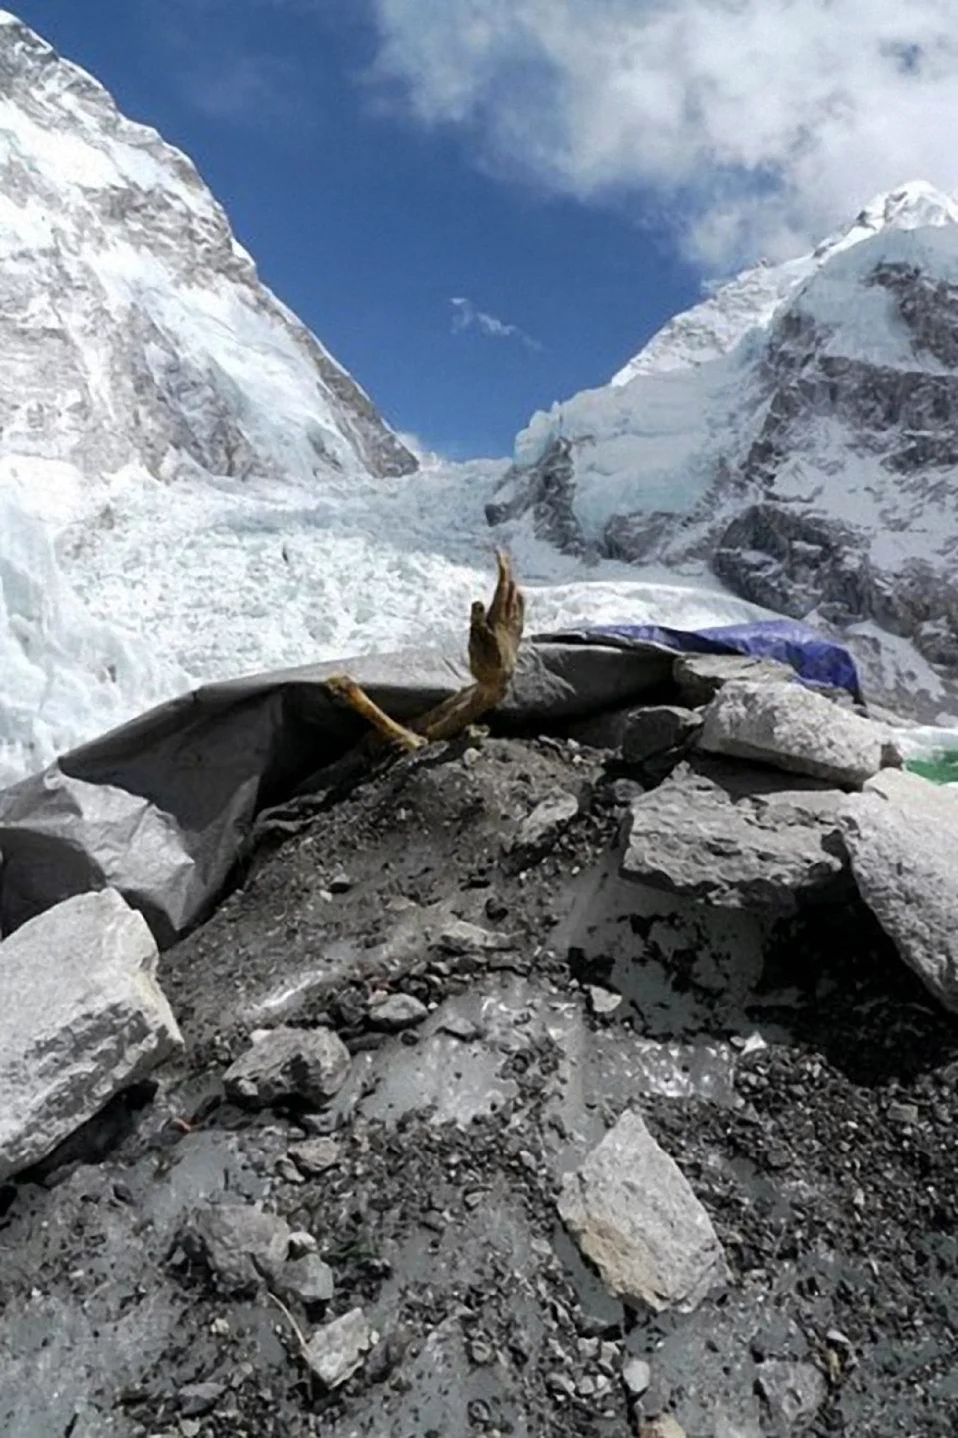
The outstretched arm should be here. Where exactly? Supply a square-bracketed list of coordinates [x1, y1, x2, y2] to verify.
[323, 674, 426, 752]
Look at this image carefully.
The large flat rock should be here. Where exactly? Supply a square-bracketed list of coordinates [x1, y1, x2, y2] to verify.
[673, 653, 797, 707]
[842, 769, 958, 1012]
[557, 1108, 729, 1312]
[699, 679, 890, 787]
[621, 762, 849, 914]
[0, 889, 182, 1183]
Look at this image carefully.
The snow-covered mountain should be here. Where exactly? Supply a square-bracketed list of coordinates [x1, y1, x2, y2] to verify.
[0, 12, 783, 785]
[0, 10, 419, 778]
[490, 181, 958, 719]
[5, 11, 957, 785]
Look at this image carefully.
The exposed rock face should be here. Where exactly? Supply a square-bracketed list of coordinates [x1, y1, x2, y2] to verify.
[0, 12, 415, 492]
[488, 183, 958, 718]
[484, 437, 587, 555]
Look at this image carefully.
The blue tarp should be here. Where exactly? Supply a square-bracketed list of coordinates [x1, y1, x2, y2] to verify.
[571, 618, 862, 699]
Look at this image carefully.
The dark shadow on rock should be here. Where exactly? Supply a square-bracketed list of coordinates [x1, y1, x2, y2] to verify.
[562, 852, 958, 1087]
[20, 1080, 159, 1186]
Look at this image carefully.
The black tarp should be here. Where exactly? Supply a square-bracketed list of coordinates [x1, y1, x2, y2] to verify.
[0, 637, 677, 945]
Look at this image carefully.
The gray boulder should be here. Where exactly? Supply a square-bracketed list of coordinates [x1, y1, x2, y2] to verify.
[368, 993, 429, 1031]
[277, 1253, 335, 1306]
[0, 888, 182, 1183]
[511, 792, 580, 857]
[699, 679, 892, 787]
[621, 762, 849, 914]
[755, 1360, 828, 1426]
[557, 1108, 729, 1312]
[224, 1025, 350, 1109]
[180, 1202, 332, 1303]
[673, 652, 798, 707]
[842, 769, 958, 1012]
[621, 706, 702, 765]
[179, 1204, 294, 1297]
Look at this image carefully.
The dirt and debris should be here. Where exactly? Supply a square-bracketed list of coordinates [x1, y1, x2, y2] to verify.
[1, 731, 957, 1436]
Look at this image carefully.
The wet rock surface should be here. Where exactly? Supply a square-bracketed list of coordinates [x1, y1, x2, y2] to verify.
[1, 736, 957, 1436]
[621, 760, 850, 914]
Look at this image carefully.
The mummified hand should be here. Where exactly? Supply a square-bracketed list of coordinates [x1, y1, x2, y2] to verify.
[324, 549, 526, 750]
[468, 549, 526, 694]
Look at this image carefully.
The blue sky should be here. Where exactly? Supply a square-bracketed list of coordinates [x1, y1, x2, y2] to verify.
[13, 0, 699, 459]
[14, 2, 954, 458]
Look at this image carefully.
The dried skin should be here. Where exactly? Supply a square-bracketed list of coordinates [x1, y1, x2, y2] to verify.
[324, 550, 526, 751]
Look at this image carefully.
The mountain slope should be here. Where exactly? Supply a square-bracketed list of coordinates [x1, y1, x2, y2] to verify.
[0, 12, 779, 786]
[0, 10, 425, 779]
[489, 182, 958, 720]
[0, 11, 415, 488]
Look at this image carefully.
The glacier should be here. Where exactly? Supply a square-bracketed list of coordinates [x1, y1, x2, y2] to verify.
[3, 15, 958, 786]
[0, 10, 785, 787]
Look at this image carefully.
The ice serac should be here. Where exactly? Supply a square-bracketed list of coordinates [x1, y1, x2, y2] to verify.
[489, 181, 958, 720]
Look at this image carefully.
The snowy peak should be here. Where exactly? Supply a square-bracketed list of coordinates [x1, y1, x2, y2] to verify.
[493, 182, 958, 719]
[821, 180, 958, 257]
[0, 11, 420, 783]
[0, 11, 415, 485]
[612, 181, 958, 387]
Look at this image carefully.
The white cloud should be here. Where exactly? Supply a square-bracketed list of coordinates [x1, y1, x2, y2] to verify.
[368, 0, 958, 267]
[450, 296, 543, 351]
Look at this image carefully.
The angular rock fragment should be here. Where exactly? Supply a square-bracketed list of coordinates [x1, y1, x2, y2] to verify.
[276, 1253, 335, 1306]
[558, 1109, 729, 1312]
[304, 1307, 377, 1388]
[638, 1419, 687, 1438]
[0, 888, 182, 1184]
[511, 792, 579, 857]
[699, 679, 891, 786]
[841, 768, 958, 1012]
[290, 1137, 341, 1175]
[621, 762, 849, 913]
[223, 1025, 350, 1108]
[621, 1357, 652, 1396]
[755, 1360, 827, 1425]
[621, 705, 702, 765]
[438, 919, 517, 954]
[177, 1382, 227, 1418]
[368, 993, 429, 1030]
[180, 1204, 294, 1297]
[673, 652, 797, 707]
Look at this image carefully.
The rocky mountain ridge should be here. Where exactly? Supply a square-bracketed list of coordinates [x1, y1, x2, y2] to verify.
[488, 182, 958, 719]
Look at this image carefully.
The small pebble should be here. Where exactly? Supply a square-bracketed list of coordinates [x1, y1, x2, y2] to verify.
[622, 1357, 652, 1396]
